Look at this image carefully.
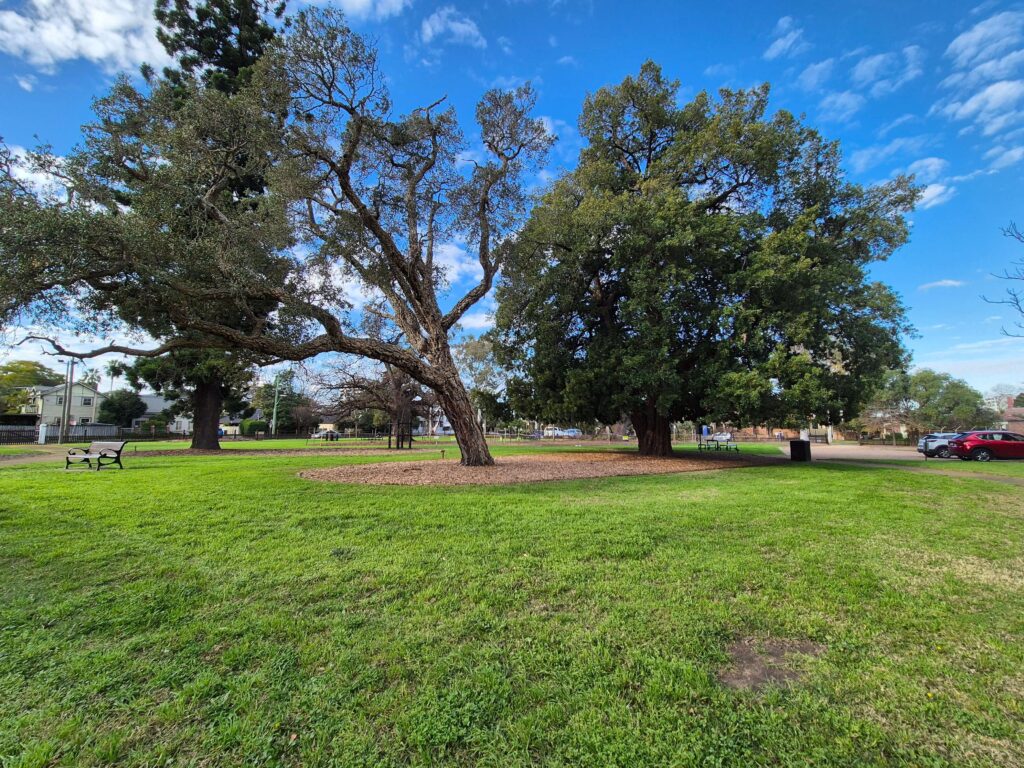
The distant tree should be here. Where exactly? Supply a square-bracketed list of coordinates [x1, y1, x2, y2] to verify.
[111, 352, 255, 447]
[318, 363, 434, 445]
[907, 369, 995, 431]
[0, 360, 63, 413]
[251, 371, 310, 433]
[858, 369, 995, 434]
[78, 368, 101, 388]
[495, 63, 916, 455]
[98, 390, 148, 427]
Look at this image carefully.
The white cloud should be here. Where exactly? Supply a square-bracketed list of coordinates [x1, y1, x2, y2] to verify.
[819, 90, 865, 122]
[918, 183, 957, 209]
[326, 0, 411, 20]
[458, 311, 494, 330]
[703, 63, 735, 78]
[937, 12, 1024, 140]
[763, 16, 810, 61]
[14, 74, 36, 91]
[918, 278, 966, 291]
[556, 55, 578, 67]
[421, 6, 486, 49]
[435, 242, 484, 285]
[797, 58, 833, 91]
[942, 79, 1024, 133]
[848, 136, 926, 173]
[851, 46, 924, 97]
[906, 156, 949, 183]
[984, 144, 1024, 169]
[878, 113, 915, 137]
[945, 11, 1024, 70]
[0, 0, 170, 74]
[497, 35, 513, 55]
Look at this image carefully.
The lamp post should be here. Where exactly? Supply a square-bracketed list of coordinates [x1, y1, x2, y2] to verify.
[58, 358, 75, 444]
[270, 371, 282, 436]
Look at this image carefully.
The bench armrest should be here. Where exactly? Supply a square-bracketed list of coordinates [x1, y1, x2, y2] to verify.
[98, 449, 121, 458]
[66, 448, 84, 456]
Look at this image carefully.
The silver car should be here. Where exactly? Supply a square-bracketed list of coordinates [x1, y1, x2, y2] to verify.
[917, 432, 961, 458]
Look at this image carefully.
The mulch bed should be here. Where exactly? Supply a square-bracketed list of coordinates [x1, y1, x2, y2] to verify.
[300, 450, 766, 486]
[131, 447, 427, 458]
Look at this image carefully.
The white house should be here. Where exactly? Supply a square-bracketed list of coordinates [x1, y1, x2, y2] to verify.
[19, 383, 104, 426]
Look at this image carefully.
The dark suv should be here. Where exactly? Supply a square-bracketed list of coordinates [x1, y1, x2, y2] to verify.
[948, 431, 1024, 461]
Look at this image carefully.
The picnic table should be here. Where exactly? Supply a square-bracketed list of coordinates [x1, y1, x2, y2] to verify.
[698, 432, 740, 453]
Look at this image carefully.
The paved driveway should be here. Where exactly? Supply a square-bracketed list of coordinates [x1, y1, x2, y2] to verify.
[780, 442, 926, 462]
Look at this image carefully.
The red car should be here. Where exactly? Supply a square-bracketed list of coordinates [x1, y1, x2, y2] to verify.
[948, 431, 1024, 461]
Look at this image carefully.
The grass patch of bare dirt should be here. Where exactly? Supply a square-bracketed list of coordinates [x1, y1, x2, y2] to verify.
[300, 450, 769, 486]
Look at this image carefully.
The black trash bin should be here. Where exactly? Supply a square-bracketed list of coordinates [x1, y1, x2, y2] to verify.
[790, 439, 812, 462]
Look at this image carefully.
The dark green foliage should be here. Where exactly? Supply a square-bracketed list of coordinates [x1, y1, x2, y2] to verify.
[859, 368, 997, 433]
[240, 418, 268, 435]
[153, 0, 286, 93]
[112, 352, 255, 422]
[496, 63, 916, 450]
[0, 360, 63, 413]
[98, 389, 148, 427]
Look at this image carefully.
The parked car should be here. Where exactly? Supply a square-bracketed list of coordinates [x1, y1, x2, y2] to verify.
[916, 432, 961, 458]
[311, 429, 340, 440]
[563, 428, 583, 438]
[948, 431, 1024, 461]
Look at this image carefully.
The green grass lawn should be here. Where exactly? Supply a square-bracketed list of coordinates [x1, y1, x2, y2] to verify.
[1, 447, 1022, 766]
[864, 458, 1024, 478]
[0, 446, 39, 457]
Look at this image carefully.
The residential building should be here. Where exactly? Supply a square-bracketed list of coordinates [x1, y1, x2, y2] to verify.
[19, 383, 104, 426]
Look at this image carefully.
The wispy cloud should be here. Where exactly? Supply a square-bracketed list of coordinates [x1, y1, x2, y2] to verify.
[918, 183, 957, 209]
[421, 6, 487, 49]
[906, 156, 949, 183]
[918, 278, 966, 291]
[849, 136, 927, 173]
[763, 16, 810, 61]
[851, 46, 925, 97]
[819, 90, 865, 122]
[797, 58, 833, 91]
[556, 55, 578, 67]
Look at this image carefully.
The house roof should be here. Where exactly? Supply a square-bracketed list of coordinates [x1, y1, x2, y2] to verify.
[26, 382, 102, 395]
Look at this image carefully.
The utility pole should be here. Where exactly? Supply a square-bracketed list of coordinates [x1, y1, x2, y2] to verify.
[270, 372, 281, 436]
[59, 358, 75, 444]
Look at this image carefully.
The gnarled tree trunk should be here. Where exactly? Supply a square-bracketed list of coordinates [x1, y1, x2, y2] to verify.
[190, 376, 223, 450]
[434, 378, 493, 466]
[631, 401, 673, 457]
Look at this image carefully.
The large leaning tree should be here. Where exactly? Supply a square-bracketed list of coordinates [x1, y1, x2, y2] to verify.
[494, 63, 917, 455]
[0, 9, 550, 466]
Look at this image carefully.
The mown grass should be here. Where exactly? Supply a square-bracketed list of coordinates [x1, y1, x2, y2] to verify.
[864, 458, 1024, 478]
[1, 447, 1022, 766]
[0, 446, 38, 457]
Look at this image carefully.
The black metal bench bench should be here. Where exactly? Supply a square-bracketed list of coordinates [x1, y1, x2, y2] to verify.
[65, 441, 128, 471]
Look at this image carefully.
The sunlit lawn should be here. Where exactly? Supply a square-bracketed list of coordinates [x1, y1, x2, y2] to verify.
[1, 446, 1021, 766]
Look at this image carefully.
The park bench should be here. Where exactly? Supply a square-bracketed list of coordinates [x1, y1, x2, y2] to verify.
[65, 441, 128, 471]
[698, 432, 740, 453]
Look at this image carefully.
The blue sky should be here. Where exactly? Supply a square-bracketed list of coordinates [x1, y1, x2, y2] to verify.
[1, 0, 1022, 392]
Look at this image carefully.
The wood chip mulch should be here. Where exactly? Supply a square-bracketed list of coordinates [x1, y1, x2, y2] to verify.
[131, 447, 423, 458]
[300, 450, 767, 486]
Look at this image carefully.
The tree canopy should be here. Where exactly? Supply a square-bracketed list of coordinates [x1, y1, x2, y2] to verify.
[0, 8, 550, 465]
[0, 360, 63, 413]
[495, 62, 917, 454]
[857, 368, 996, 433]
[98, 390, 149, 427]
